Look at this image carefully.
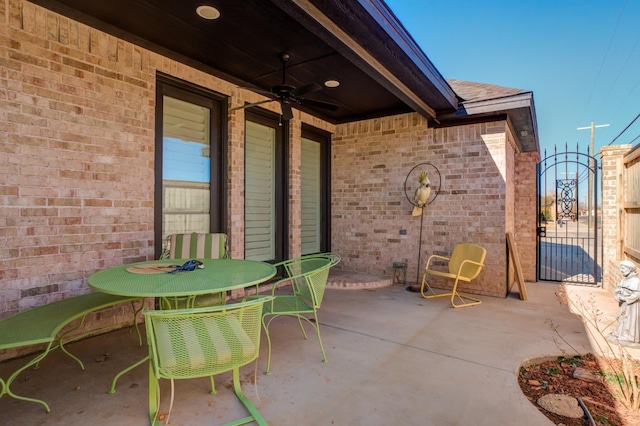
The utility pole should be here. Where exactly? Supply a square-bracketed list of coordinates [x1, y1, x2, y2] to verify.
[577, 121, 609, 227]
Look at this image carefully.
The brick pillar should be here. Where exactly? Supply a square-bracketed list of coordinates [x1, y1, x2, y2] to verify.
[600, 144, 631, 290]
[515, 151, 540, 281]
[288, 119, 302, 259]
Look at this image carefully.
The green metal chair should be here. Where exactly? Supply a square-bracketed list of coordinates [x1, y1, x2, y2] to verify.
[420, 243, 486, 308]
[251, 253, 341, 375]
[160, 232, 231, 309]
[168, 232, 230, 260]
[144, 297, 272, 426]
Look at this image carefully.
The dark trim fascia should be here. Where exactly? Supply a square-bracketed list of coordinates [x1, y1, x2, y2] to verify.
[438, 92, 534, 119]
[430, 113, 509, 129]
[435, 91, 539, 153]
[275, 0, 454, 119]
[356, 0, 458, 107]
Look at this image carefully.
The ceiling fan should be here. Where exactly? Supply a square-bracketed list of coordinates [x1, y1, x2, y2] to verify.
[233, 53, 339, 121]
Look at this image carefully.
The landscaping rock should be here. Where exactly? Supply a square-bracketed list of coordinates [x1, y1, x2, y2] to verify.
[537, 394, 583, 418]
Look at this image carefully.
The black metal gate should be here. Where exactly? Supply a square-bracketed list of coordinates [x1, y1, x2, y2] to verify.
[536, 145, 602, 285]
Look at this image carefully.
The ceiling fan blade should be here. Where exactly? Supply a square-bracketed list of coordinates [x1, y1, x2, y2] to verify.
[229, 99, 274, 111]
[281, 102, 294, 121]
[292, 82, 322, 97]
[298, 97, 339, 111]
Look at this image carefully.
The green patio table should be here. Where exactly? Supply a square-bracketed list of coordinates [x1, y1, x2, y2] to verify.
[87, 258, 277, 393]
[88, 258, 276, 299]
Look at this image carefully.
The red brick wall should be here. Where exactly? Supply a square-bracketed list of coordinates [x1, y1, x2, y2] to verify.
[0, 1, 339, 318]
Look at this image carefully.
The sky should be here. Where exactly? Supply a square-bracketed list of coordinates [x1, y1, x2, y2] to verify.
[385, 0, 640, 158]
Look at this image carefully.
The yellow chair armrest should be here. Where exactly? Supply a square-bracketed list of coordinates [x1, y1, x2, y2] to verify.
[425, 253, 451, 269]
[454, 259, 484, 275]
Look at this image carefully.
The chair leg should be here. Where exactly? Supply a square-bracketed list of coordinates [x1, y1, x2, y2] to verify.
[312, 313, 328, 363]
[149, 363, 161, 426]
[450, 278, 482, 308]
[421, 275, 481, 308]
[296, 314, 308, 339]
[130, 299, 144, 346]
[110, 355, 149, 394]
[262, 316, 274, 375]
[208, 375, 216, 394]
[420, 272, 450, 300]
[3, 351, 52, 413]
[228, 367, 267, 426]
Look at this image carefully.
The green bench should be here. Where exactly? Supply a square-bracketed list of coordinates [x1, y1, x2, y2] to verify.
[0, 292, 142, 413]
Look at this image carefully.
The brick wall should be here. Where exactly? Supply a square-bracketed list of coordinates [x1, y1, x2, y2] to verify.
[332, 115, 533, 297]
[0, 1, 340, 317]
[1, 1, 156, 317]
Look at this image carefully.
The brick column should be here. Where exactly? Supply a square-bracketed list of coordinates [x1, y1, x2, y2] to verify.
[600, 144, 631, 290]
[288, 119, 303, 259]
[515, 151, 540, 281]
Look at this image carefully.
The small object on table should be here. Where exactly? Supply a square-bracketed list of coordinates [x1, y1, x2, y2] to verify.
[167, 259, 204, 274]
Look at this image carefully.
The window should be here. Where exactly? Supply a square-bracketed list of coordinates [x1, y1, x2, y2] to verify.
[301, 137, 321, 254]
[154, 76, 226, 257]
[301, 126, 331, 254]
[244, 112, 287, 262]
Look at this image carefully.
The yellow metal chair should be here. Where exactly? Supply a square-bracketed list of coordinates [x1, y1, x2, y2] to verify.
[144, 297, 272, 426]
[420, 243, 486, 308]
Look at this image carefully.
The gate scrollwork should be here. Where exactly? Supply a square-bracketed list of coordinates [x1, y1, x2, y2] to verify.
[556, 179, 578, 221]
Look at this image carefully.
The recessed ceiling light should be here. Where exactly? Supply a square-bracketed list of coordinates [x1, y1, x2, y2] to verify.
[324, 80, 340, 88]
[196, 5, 220, 20]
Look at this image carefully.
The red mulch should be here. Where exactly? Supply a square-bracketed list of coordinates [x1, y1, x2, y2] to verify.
[518, 353, 640, 425]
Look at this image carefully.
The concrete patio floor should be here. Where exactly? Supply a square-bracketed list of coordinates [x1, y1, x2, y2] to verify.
[0, 279, 616, 425]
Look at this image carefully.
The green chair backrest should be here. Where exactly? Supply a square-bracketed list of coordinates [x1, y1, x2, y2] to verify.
[168, 233, 230, 260]
[144, 298, 270, 379]
[282, 253, 341, 309]
[448, 243, 486, 279]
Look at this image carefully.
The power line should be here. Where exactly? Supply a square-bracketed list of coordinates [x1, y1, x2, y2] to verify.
[605, 113, 640, 147]
[627, 133, 640, 145]
[598, 29, 640, 116]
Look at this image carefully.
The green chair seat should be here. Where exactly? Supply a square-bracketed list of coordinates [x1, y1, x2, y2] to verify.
[261, 295, 314, 315]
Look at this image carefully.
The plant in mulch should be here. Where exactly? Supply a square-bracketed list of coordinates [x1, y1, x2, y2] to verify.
[555, 287, 640, 413]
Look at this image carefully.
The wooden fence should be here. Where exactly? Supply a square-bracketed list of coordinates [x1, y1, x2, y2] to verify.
[624, 144, 640, 261]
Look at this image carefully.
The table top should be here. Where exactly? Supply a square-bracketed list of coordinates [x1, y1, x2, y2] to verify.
[88, 258, 276, 298]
